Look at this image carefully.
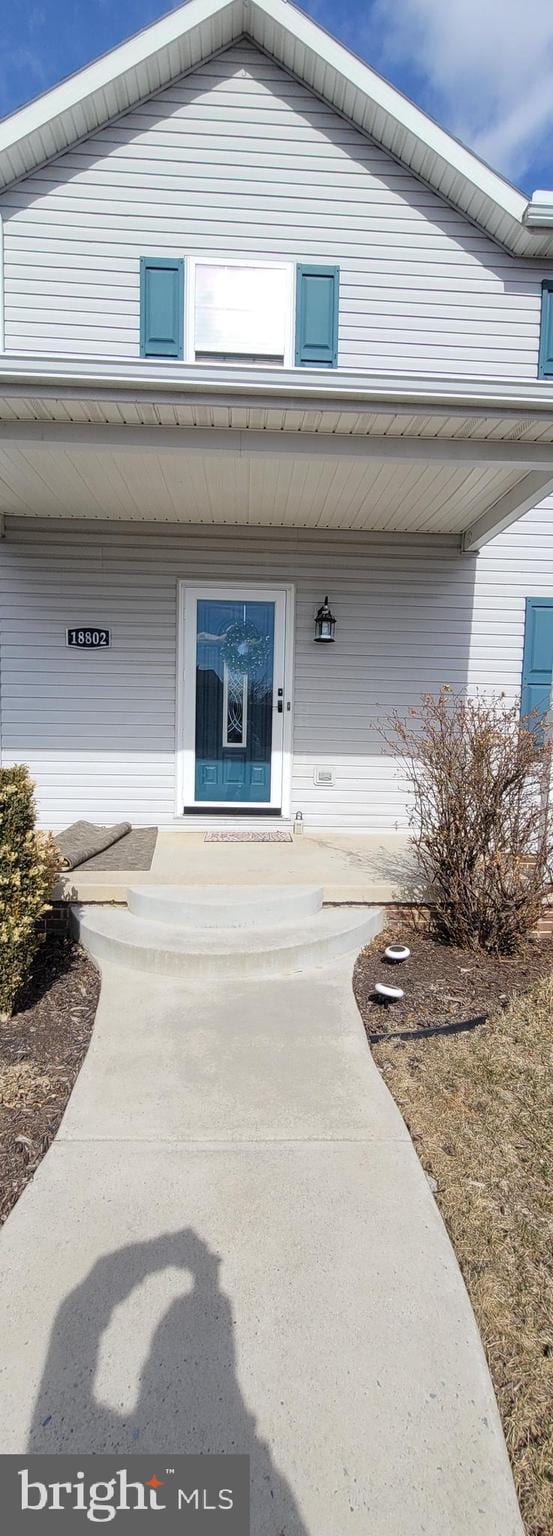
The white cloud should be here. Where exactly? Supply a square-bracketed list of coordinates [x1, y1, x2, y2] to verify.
[369, 0, 553, 185]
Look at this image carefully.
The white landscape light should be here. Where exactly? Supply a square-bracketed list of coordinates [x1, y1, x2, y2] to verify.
[384, 943, 410, 962]
[374, 982, 404, 1002]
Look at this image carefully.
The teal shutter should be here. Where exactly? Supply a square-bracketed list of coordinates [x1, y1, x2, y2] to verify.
[538, 280, 553, 378]
[521, 597, 553, 729]
[140, 257, 184, 358]
[295, 265, 339, 367]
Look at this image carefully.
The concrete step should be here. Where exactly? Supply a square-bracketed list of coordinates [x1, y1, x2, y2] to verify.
[127, 883, 323, 928]
[72, 902, 384, 979]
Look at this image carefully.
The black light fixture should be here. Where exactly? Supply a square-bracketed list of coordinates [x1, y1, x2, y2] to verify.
[314, 595, 336, 643]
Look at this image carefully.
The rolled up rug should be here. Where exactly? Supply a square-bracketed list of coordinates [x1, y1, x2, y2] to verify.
[54, 820, 132, 870]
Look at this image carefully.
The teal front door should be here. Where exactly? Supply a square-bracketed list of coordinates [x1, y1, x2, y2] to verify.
[185, 590, 287, 807]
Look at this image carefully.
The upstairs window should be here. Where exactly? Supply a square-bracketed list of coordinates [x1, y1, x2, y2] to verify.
[191, 261, 293, 365]
[138, 256, 340, 368]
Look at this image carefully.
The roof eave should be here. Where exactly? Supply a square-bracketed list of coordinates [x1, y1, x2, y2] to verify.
[2, 354, 553, 416]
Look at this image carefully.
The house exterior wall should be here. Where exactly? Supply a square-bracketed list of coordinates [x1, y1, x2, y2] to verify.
[1, 507, 552, 832]
[0, 35, 552, 832]
[0, 40, 549, 378]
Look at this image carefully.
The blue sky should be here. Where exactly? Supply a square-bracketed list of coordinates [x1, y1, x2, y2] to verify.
[1, 0, 552, 194]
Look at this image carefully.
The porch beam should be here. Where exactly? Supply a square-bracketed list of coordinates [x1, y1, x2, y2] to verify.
[1, 419, 553, 470]
[462, 471, 553, 550]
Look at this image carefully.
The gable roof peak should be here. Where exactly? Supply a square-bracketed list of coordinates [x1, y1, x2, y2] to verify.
[0, 0, 552, 258]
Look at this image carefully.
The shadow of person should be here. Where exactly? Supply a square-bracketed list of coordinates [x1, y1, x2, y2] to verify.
[28, 1228, 309, 1535]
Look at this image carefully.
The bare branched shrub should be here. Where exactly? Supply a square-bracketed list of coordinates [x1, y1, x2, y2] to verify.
[387, 687, 553, 954]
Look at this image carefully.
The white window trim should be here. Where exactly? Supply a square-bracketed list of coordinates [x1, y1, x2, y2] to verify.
[185, 256, 295, 368]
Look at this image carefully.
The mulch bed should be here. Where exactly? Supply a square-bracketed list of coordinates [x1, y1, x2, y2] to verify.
[354, 916, 553, 1042]
[0, 936, 100, 1225]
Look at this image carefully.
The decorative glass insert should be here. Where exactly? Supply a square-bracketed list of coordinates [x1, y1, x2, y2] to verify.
[223, 663, 248, 748]
[194, 598, 275, 802]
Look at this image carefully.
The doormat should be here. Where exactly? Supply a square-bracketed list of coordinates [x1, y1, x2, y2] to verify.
[204, 829, 293, 843]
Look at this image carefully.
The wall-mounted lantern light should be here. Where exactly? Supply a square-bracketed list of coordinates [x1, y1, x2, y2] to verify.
[314, 596, 336, 643]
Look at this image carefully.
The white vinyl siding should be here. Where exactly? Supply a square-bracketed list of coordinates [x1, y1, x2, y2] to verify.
[0, 42, 548, 377]
[2, 508, 553, 831]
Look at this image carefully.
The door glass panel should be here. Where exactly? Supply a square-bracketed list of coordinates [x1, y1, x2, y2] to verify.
[195, 599, 275, 802]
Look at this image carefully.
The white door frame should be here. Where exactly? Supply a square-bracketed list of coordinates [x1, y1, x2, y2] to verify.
[176, 581, 295, 815]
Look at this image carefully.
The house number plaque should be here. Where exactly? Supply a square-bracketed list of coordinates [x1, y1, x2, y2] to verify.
[67, 627, 111, 648]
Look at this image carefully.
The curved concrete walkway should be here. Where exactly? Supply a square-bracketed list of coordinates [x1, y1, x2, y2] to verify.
[0, 888, 522, 1534]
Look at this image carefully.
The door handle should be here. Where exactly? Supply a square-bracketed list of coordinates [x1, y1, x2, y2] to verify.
[277, 698, 283, 713]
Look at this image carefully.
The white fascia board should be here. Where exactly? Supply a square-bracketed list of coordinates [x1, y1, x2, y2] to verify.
[256, 0, 527, 223]
[0, 0, 236, 165]
[462, 470, 553, 550]
[2, 355, 553, 417]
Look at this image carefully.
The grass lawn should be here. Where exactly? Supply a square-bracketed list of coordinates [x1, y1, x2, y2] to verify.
[356, 932, 552, 1536]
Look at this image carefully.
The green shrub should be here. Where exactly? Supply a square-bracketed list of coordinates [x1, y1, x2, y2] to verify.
[0, 765, 60, 1019]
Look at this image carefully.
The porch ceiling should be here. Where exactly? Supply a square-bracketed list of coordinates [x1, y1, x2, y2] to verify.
[1, 365, 553, 548]
[0, 435, 528, 539]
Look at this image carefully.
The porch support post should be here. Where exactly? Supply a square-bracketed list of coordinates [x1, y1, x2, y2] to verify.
[462, 471, 553, 551]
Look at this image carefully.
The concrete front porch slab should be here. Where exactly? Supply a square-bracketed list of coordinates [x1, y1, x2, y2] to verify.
[54, 829, 421, 905]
